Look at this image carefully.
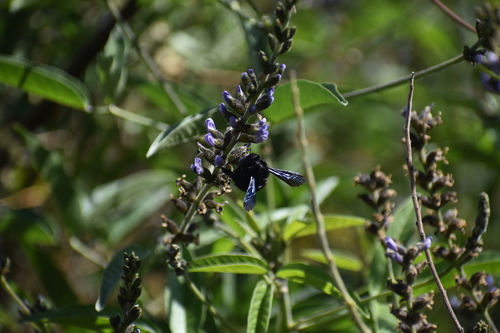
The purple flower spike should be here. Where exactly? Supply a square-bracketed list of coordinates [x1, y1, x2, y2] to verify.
[219, 103, 232, 119]
[236, 85, 245, 99]
[214, 155, 224, 168]
[277, 64, 286, 75]
[267, 88, 275, 96]
[205, 118, 217, 132]
[385, 251, 404, 264]
[385, 237, 398, 252]
[204, 133, 216, 147]
[249, 105, 258, 114]
[190, 157, 203, 175]
[423, 236, 432, 250]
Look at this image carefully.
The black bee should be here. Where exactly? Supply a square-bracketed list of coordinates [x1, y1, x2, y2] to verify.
[224, 153, 306, 211]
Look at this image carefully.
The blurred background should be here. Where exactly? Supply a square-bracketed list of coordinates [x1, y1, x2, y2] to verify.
[1, 0, 499, 332]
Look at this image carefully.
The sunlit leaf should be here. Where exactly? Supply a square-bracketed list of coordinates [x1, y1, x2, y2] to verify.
[0, 55, 91, 111]
[247, 280, 274, 333]
[189, 254, 268, 274]
[276, 263, 340, 297]
[265, 80, 348, 123]
[284, 214, 367, 241]
[301, 249, 363, 271]
[387, 196, 416, 245]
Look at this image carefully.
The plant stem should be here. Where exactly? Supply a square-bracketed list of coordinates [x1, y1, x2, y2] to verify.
[183, 272, 238, 333]
[0, 275, 49, 333]
[403, 73, 464, 333]
[291, 72, 371, 333]
[104, 0, 188, 117]
[343, 54, 465, 100]
[430, 0, 476, 33]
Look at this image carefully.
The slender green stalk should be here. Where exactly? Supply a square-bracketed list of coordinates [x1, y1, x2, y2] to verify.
[403, 73, 464, 333]
[343, 54, 465, 100]
[104, 0, 188, 117]
[0, 275, 49, 333]
[291, 72, 371, 333]
[183, 273, 239, 333]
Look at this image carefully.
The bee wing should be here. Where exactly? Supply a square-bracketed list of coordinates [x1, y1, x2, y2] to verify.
[269, 167, 306, 187]
[243, 176, 257, 211]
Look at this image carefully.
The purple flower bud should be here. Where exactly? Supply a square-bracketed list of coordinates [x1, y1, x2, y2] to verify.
[229, 116, 238, 128]
[205, 118, 217, 132]
[219, 103, 232, 119]
[277, 64, 286, 75]
[236, 85, 245, 100]
[385, 237, 398, 252]
[423, 236, 432, 250]
[204, 133, 216, 147]
[266, 88, 275, 96]
[222, 91, 233, 105]
[249, 105, 258, 114]
[190, 157, 203, 175]
[254, 130, 269, 143]
[385, 251, 404, 264]
[214, 155, 224, 168]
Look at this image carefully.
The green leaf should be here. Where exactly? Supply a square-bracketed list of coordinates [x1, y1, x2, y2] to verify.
[166, 249, 204, 333]
[188, 254, 268, 274]
[146, 106, 221, 157]
[95, 245, 148, 312]
[387, 196, 417, 245]
[301, 249, 363, 272]
[20, 305, 159, 333]
[265, 80, 348, 123]
[284, 214, 367, 241]
[247, 280, 274, 333]
[276, 263, 341, 297]
[321, 82, 349, 105]
[0, 55, 91, 111]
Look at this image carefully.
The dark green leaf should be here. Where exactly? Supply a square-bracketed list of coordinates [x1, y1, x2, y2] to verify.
[20, 304, 159, 333]
[0, 55, 91, 110]
[95, 245, 148, 312]
[276, 263, 340, 297]
[189, 254, 268, 274]
[247, 280, 274, 333]
[387, 196, 417, 245]
[146, 106, 221, 157]
[265, 80, 348, 123]
[301, 249, 363, 271]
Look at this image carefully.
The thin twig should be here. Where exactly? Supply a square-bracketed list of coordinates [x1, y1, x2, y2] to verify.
[104, 0, 188, 117]
[403, 73, 464, 333]
[430, 0, 476, 33]
[291, 71, 371, 333]
[343, 53, 464, 100]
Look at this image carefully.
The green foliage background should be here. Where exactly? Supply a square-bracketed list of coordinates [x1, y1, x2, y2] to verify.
[1, 0, 500, 332]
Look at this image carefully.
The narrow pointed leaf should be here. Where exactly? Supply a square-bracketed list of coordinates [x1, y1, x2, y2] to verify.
[301, 249, 363, 271]
[276, 263, 341, 297]
[284, 214, 367, 241]
[95, 245, 148, 312]
[146, 106, 222, 157]
[0, 55, 91, 111]
[265, 79, 348, 123]
[20, 305, 159, 333]
[247, 280, 274, 333]
[188, 254, 268, 274]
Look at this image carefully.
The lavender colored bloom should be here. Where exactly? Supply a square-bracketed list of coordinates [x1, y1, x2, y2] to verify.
[222, 91, 233, 105]
[254, 118, 269, 143]
[266, 88, 275, 97]
[204, 133, 216, 147]
[205, 118, 217, 132]
[423, 236, 432, 250]
[219, 103, 232, 119]
[249, 105, 258, 114]
[385, 237, 398, 252]
[190, 157, 203, 175]
[236, 85, 245, 99]
[277, 64, 286, 75]
[214, 155, 224, 168]
[480, 51, 500, 94]
[385, 250, 404, 264]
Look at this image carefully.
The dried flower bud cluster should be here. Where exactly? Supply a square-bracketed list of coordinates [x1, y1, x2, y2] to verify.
[354, 166, 397, 240]
[109, 252, 142, 333]
[454, 272, 500, 313]
[476, 3, 500, 54]
[165, 244, 188, 276]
